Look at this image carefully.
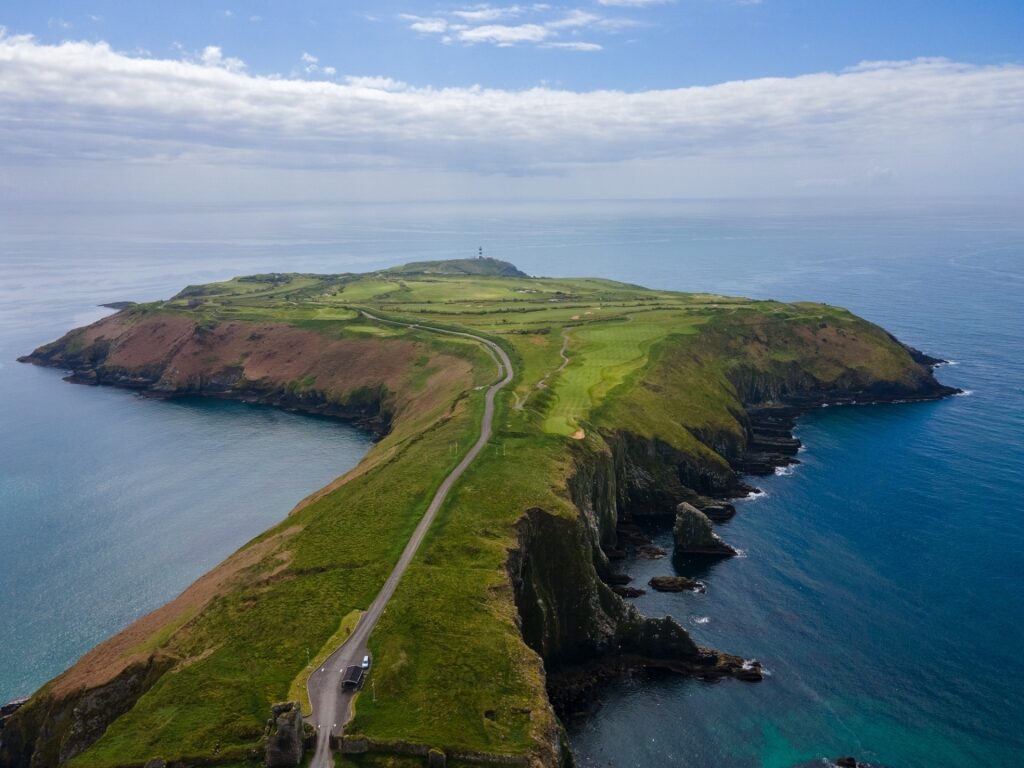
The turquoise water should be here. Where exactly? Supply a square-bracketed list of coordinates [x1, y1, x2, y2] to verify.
[1, 200, 1021, 766]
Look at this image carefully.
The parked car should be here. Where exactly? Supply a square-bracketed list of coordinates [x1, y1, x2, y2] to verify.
[341, 665, 364, 691]
[361, 655, 371, 670]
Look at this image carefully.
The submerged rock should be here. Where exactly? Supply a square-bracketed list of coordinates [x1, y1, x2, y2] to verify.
[648, 575, 704, 593]
[611, 585, 646, 598]
[673, 503, 737, 557]
[637, 545, 667, 559]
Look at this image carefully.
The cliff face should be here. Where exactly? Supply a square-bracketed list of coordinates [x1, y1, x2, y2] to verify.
[0, 658, 172, 768]
[507, 431, 759, 717]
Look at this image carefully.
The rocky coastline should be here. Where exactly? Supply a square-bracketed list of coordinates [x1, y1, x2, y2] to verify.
[532, 349, 959, 722]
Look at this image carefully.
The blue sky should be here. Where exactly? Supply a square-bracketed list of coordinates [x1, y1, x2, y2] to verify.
[6, 1, 1023, 90]
[1, 2, 1023, 204]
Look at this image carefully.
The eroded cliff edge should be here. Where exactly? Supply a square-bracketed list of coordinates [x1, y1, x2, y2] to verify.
[5, 279, 957, 767]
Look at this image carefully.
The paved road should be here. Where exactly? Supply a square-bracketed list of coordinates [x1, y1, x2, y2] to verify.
[307, 312, 514, 768]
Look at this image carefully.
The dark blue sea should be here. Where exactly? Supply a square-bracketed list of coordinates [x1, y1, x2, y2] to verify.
[1, 200, 1020, 767]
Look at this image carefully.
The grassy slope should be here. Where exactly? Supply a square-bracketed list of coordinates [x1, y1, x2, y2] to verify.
[19, 269, 937, 766]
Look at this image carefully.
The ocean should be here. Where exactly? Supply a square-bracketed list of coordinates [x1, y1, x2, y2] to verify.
[1, 199, 1021, 767]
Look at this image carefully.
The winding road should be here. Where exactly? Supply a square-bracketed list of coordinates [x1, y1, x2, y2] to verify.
[306, 312, 514, 768]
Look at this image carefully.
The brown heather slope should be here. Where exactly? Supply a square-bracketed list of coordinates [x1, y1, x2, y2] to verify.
[23, 309, 472, 432]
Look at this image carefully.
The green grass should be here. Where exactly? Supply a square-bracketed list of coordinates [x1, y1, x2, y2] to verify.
[541, 315, 698, 436]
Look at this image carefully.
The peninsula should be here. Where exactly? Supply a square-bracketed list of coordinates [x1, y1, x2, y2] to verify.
[4, 259, 956, 768]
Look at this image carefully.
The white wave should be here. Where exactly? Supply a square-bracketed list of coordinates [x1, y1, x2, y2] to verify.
[798, 445, 807, 454]
[734, 548, 749, 558]
[937, 359, 960, 366]
[774, 465, 795, 476]
[739, 489, 767, 502]
[690, 615, 710, 625]
[954, 389, 974, 397]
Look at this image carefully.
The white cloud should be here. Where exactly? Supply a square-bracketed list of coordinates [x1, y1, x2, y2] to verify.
[199, 45, 246, 73]
[401, 15, 449, 34]
[457, 23, 549, 45]
[545, 10, 600, 29]
[344, 75, 411, 91]
[0, 33, 1021, 202]
[542, 41, 603, 51]
[399, 5, 635, 48]
[451, 6, 524, 23]
[300, 51, 336, 77]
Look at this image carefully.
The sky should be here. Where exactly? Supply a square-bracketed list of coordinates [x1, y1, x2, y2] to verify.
[1, 1, 1023, 205]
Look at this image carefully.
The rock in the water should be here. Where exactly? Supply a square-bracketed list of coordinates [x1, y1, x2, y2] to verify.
[835, 758, 858, 768]
[699, 502, 736, 522]
[611, 585, 646, 598]
[648, 575, 703, 593]
[637, 545, 667, 559]
[265, 701, 304, 767]
[734, 659, 764, 681]
[602, 546, 626, 560]
[673, 503, 737, 557]
[677, 489, 737, 521]
[604, 572, 633, 585]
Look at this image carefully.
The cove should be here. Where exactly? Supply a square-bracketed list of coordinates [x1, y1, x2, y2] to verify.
[0, 363, 373, 703]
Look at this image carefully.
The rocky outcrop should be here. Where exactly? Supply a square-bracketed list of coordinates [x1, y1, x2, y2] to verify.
[508, 431, 761, 724]
[610, 586, 645, 598]
[265, 702, 304, 768]
[648, 576, 704, 593]
[673, 503, 737, 557]
[676, 489, 736, 522]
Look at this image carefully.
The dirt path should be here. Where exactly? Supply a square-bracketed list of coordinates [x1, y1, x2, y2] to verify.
[307, 311, 514, 768]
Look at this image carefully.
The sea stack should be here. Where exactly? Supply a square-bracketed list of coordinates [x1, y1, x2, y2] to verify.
[673, 502, 737, 557]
